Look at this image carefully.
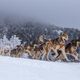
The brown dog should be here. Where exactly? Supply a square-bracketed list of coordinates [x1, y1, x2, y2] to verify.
[57, 39, 80, 61]
[10, 45, 24, 57]
[65, 39, 80, 60]
[23, 43, 43, 59]
[42, 32, 69, 61]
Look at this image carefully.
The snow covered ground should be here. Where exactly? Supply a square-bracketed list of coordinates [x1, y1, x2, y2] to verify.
[0, 56, 80, 80]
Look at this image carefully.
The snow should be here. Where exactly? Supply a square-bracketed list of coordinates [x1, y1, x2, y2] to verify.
[0, 56, 80, 80]
[56, 30, 63, 35]
[53, 30, 63, 35]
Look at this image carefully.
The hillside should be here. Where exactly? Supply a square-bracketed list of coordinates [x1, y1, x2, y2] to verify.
[0, 56, 80, 80]
[0, 19, 80, 44]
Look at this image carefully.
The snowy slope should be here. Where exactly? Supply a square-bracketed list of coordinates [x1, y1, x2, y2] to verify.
[0, 56, 80, 80]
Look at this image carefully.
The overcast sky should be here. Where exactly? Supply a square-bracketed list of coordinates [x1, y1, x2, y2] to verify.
[0, 0, 80, 29]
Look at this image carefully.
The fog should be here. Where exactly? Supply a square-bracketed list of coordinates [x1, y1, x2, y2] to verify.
[0, 0, 80, 28]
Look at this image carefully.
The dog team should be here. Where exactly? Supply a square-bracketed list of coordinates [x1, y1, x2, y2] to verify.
[0, 32, 80, 62]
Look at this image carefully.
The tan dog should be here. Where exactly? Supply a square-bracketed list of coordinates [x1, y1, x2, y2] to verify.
[42, 32, 69, 61]
[23, 44, 34, 58]
[0, 46, 11, 56]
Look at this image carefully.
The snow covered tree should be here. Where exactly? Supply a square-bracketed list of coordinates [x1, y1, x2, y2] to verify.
[10, 35, 22, 49]
[0, 35, 21, 49]
[2, 35, 10, 45]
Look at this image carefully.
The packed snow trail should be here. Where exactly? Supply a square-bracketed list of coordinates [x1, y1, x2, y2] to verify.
[0, 56, 80, 80]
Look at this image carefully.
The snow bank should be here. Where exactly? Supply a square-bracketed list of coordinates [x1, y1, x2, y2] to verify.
[0, 56, 80, 80]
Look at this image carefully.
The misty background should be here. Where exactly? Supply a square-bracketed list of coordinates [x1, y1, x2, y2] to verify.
[0, 0, 80, 29]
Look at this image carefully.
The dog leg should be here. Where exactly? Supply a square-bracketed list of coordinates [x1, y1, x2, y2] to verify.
[53, 50, 59, 60]
[42, 53, 45, 60]
[42, 51, 49, 61]
[71, 53, 79, 60]
[61, 50, 70, 61]
[46, 50, 51, 61]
